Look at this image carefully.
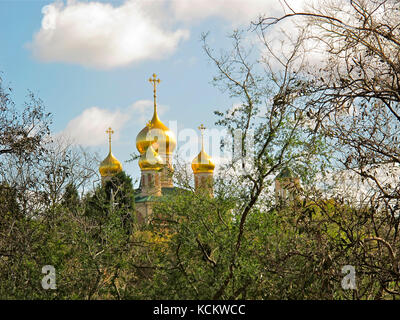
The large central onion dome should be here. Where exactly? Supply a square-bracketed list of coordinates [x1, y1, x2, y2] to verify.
[136, 112, 176, 155]
[136, 73, 176, 155]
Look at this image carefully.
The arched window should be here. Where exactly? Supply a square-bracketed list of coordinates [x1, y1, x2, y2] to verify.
[141, 175, 145, 187]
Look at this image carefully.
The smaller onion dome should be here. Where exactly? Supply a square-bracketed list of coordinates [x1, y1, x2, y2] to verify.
[191, 149, 215, 174]
[276, 167, 295, 179]
[99, 152, 123, 177]
[191, 124, 215, 174]
[99, 127, 123, 178]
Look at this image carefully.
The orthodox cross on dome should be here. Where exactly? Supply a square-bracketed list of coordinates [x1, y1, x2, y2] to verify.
[149, 73, 161, 115]
[106, 127, 114, 153]
[198, 124, 206, 151]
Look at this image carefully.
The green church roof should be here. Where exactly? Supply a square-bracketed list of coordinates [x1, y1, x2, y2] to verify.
[134, 186, 188, 203]
[276, 167, 295, 179]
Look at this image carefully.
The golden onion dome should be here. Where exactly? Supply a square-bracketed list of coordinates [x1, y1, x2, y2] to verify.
[99, 152, 123, 177]
[191, 124, 215, 174]
[136, 113, 176, 155]
[192, 149, 215, 174]
[136, 73, 176, 155]
[138, 145, 164, 171]
[99, 127, 123, 177]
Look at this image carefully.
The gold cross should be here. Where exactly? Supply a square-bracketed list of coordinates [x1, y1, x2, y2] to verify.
[106, 127, 114, 152]
[149, 73, 161, 116]
[149, 73, 161, 96]
[198, 124, 206, 150]
[146, 120, 153, 129]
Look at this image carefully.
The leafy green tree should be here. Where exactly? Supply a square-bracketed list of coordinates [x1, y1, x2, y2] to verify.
[61, 183, 80, 211]
[194, 26, 331, 299]
[253, 0, 400, 299]
[0, 74, 51, 161]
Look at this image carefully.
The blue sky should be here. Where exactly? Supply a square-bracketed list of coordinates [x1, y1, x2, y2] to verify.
[0, 0, 294, 182]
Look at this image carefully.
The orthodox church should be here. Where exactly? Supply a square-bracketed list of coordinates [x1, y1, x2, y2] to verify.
[98, 74, 300, 223]
[98, 74, 215, 223]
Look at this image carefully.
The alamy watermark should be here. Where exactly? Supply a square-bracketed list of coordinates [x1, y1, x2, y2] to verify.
[145, 122, 255, 175]
[341, 265, 356, 290]
[41, 265, 57, 290]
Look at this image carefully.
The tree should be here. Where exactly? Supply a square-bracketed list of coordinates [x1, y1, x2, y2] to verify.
[0, 166, 145, 299]
[0, 75, 51, 161]
[253, 0, 400, 298]
[61, 183, 80, 211]
[198, 25, 330, 298]
[256, 0, 400, 199]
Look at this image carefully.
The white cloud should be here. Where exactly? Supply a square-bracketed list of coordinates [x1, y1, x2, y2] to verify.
[28, 0, 314, 69]
[128, 99, 168, 125]
[60, 106, 130, 146]
[170, 0, 284, 25]
[169, 0, 317, 26]
[59, 99, 169, 146]
[29, 0, 189, 69]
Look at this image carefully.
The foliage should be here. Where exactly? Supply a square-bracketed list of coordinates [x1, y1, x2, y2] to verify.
[0, 75, 51, 162]
[2, 1, 400, 299]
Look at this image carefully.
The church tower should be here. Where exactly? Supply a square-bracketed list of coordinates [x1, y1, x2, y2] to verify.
[138, 144, 163, 197]
[135, 74, 176, 223]
[191, 124, 215, 196]
[274, 167, 300, 203]
[99, 127, 122, 183]
[135, 74, 176, 188]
